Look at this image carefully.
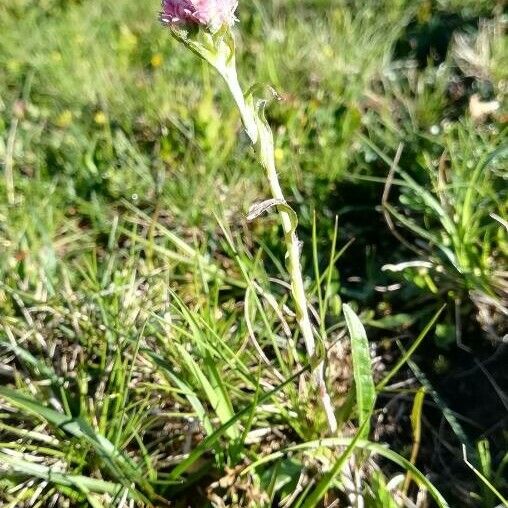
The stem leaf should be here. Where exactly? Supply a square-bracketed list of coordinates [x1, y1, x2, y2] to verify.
[343, 304, 376, 437]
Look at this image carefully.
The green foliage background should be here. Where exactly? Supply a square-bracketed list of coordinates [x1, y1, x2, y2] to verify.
[0, 0, 506, 506]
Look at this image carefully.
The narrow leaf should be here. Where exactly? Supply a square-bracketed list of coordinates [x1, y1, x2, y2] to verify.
[376, 305, 445, 392]
[0, 452, 124, 497]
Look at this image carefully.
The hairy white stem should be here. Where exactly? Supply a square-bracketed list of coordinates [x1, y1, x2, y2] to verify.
[219, 63, 258, 145]
[220, 61, 337, 433]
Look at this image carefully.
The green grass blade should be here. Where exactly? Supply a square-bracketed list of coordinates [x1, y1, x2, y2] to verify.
[376, 305, 445, 392]
[0, 452, 124, 497]
[301, 418, 369, 508]
[243, 437, 449, 508]
[406, 357, 470, 448]
[0, 387, 148, 493]
[463, 444, 508, 507]
[175, 343, 239, 440]
[168, 364, 310, 480]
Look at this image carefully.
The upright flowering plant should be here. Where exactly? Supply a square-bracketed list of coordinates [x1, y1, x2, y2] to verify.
[160, 0, 337, 432]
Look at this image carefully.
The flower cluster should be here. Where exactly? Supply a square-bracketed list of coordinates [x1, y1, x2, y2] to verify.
[160, 0, 237, 30]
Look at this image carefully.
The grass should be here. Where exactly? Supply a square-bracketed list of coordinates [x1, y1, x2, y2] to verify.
[0, 0, 507, 506]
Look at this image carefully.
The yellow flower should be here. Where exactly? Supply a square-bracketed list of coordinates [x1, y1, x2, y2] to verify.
[56, 110, 73, 128]
[151, 53, 163, 68]
[94, 111, 107, 125]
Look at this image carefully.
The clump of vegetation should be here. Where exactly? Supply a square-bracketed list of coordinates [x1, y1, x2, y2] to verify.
[0, 0, 506, 506]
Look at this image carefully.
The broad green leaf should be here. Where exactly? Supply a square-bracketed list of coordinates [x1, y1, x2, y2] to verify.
[343, 304, 376, 437]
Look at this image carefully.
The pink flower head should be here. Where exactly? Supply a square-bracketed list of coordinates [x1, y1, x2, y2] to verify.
[160, 0, 237, 30]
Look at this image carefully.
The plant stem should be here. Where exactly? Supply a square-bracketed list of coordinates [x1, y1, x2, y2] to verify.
[220, 63, 258, 145]
[220, 61, 337, 433]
